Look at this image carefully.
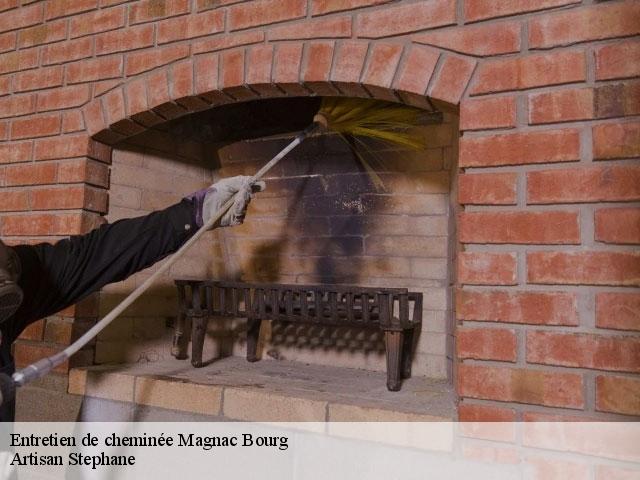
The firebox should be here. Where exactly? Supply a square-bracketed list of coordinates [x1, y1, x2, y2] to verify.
[98, 96, 458, 383]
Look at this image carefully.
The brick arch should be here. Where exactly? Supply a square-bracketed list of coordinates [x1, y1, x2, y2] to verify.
[81, 39, 476, 144]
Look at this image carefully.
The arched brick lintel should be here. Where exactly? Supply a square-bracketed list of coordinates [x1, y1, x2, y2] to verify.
[81, 40, 476, 144]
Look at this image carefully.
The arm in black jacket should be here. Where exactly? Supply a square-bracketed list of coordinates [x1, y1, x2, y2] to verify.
[4, 199, 198, 345]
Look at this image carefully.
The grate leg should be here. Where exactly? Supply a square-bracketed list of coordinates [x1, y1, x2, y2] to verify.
[385, 330, 405, 391]
[246, 318, 262, 362]
[190, 315, 208, 368]
[171, 311, 190, 360]
[401, 328, 415, 379]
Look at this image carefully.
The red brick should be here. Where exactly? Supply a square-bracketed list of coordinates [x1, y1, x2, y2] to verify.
[362, 43, 402, 91]
[471, 50, 585, 95]
[82, 100, 107, 136]
[331, 40, 369, 96]
[596, 293, 640, 332]
[0, 76, 9, 96]
[464, 0, 579, 22]
[529, 1, 640, 49]
[67, 56, 122, 84]
[0, 49, 38, 74]
[102, 88, 126, 125]
[458, 252, 517, 286]
[4, 162, 57, 186]
[125, 44, 188, 75]
[18, 321, 44, 341]
[0, 3, 42, 33]
[393, 45, 439, 97]
[42, 37, 93, 65]
[596, 39, 640, 81]
[192, 30, 263, 54]
[0, 141, 32, 164]
[218, 49, 245, 90]
[62, 110, 85, 133]
[414, 21, 520, 56]
[596, 375, 640, 416]
[157, 9, 224, 44]
[522, 411, 597, 422]
[37, 85, 91, 111]
[31, 185, 107, 212]
[595, 208, 640, 245]
[34, 135, 88, 160]
[460, 211, 579, 245]
[196, 0, 240, 11]
[246, 45, 279, 96]
[146, 69, 170, 107]
[460, 97, 516, 131]
[593, 122, 640, 160]
[458, 403, 516, 422]
[269, 16, 351, 40]
[529, 88, 593, 124]
[431, 55, 477, 104]
[0, 31, 15, 53]
[15, 66, 63, 92]
[357, 0, 456, 38]
[46, 0, 97, 20]
[0, 94, 35, 119]
[527, 331, 640, 373]
[69, 6, 125, 38]
[593, 82, 640, 119]
[0, 190, 29, 211]
[228, 0, 306, 31]
[129, 0, 189, 24]
[95, 24, 154, 55]
[527, 251, 640, 286]
[0, 0, 16, 12]
[193, 53, 219, 96]
[460, 129, 580, 167]
[458, 327, 517, 362]
[170, 59, 195, 100]
[457, 290, 578, 326]
[458, 364, 584, 408]
[273, 43, 308, 94]
[14, 342, 68, 373]
[18, 20, 66, 48]
[458, 172, 516, 205]
[311, 0, 391, 15]
[57, 158, 110, 187]
[11, 113, 60, 140]
[300, 41, 333, 83]
[527, 165, 640, 204]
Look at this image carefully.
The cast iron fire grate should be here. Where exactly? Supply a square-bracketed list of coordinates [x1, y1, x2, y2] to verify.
[171, 280, 423, 391]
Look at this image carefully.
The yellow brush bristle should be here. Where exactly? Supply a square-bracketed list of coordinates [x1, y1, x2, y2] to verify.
[316, 97, 426, 190]
[317, 97, 426, 150]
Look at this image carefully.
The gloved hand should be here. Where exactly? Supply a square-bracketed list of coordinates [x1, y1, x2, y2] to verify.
[187, 176, 266, 229]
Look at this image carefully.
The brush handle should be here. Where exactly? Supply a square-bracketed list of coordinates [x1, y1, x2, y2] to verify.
[12, 123, 320, 387]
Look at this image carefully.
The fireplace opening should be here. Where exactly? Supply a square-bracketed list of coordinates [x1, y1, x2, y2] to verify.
[99, 96, 459, 383]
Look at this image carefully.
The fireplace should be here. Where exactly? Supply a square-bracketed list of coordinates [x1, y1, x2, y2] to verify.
[4, 0, 637, 421]
[98, 96, 458, 383]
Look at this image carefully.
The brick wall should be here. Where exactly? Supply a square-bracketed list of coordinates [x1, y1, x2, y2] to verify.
[0, 0, 638, 419]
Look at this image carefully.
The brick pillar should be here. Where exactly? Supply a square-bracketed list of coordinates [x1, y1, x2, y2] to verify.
[457, 1, 640, 420]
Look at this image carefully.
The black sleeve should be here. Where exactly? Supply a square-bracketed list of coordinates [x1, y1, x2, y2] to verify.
[5, 199, 198, 343]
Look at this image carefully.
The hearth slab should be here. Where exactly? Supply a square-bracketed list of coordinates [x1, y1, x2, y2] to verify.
[68, 356, 455, 421]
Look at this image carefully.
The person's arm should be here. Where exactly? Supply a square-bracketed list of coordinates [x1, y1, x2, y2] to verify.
[5, 175, 262, 343]
[7, 199, 197, 342]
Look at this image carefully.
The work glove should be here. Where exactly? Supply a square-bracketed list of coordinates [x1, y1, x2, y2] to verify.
[187, 176, 266, 229]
